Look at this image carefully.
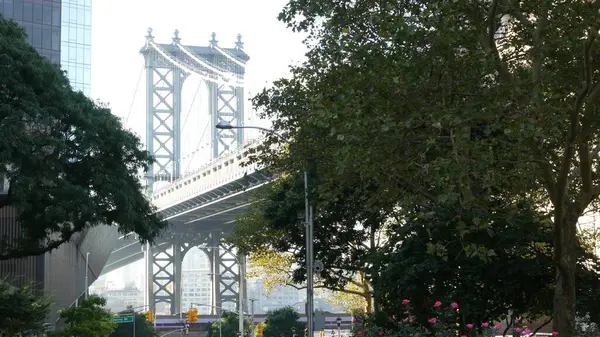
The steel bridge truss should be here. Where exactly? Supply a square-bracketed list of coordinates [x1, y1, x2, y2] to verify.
[146, 230, 246, 315]
[141, 28, 250, 192]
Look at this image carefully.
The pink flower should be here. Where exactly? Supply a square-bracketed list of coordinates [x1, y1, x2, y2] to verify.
[466, 324, 473, 330]
[494, 323, 503, 331]
[408, 315, 415, 322]
[461, 335, 467, 337]
[450, 302, 459, 309]
[482, 322, 489, 328]
[402, 299, 410, 305]
[433, 301, 442, 308]
[523, 328, 532, 335]
[428, 317, 438, 324]
[356, 331, 365, 336]
[515, 328, 522, 333]
[552, 332, 559, 336]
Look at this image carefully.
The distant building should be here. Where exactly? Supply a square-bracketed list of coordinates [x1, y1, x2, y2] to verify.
[180, 248, 218, 314]
[101, 283, 144, 312]
[246, 278, 303, 314]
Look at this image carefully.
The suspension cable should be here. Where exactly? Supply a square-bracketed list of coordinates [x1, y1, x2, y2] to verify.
[125, 65, 144, 127]
[213, 45, 246, 68]
[184, 123, 210, 173]
[181, 80, 203, 134]
[149, 41, 243, 87]
[175, 42, 242, 81]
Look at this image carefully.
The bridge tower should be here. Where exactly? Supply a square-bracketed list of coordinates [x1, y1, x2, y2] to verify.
[141, 28, 250, 316]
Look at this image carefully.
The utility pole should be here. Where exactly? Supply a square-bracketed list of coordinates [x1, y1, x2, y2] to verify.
[249, 299, 256, 337]
[85, 252, 90, 299]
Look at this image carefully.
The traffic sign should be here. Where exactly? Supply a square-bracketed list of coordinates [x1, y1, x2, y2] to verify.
[112, 315, 134, 323]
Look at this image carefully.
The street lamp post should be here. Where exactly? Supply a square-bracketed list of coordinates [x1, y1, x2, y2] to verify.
[85, 252, 90, 299]
[215, 121, 314, 337]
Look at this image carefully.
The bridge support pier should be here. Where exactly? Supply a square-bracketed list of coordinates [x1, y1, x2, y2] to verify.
[207, 231, 246, 315]
[147, 237, 184, 315]
[146, 231, 246, 316]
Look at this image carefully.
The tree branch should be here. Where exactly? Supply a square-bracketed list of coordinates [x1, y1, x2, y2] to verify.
[579, 139, 593, 200]
[485, 0, 512, 83]
[531, 6, 548, 88]
[531, 317, 552, 336]
[534, 150, 557, 204]
[592, 144, 600, 159]
[556, 30, 597, 206]
[0, 226, 78, 260]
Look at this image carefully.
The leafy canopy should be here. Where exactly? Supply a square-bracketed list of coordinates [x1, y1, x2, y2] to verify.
[0, 281, 53, 337]
[230, 174, 384, 311]
[0, 15, 166, 259]
[378, 200, 600, 326]
[263, 307, 305, 337]
[249, 0, 600, 334]
[207, 311, 249, 337]
[49, 295, 116, 337]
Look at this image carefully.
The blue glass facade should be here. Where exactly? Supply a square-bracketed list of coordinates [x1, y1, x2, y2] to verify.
[60, 0, 91, 96]
[0, 0, 62, 64]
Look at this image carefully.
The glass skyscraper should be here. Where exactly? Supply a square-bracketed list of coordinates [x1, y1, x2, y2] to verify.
[60, 0, 91, 96]
[0, 0, 103, 323]
[0, 0, 62, 64]
[0, 0, 91, 96]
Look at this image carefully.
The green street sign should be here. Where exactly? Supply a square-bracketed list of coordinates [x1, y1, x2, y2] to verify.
[112, 315, 134, 323]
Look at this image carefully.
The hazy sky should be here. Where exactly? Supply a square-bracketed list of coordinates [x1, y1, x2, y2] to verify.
[91, 0, 307, 170]
[92, 0, 307, 286]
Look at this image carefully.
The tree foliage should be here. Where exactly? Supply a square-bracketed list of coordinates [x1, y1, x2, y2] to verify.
[0, 281, 52, 337]
[49, 295, 116, 337]
[0, 15, 166, 259]
[231, 174, 384, 311]
[207, 311, 249, 337]
[378, 200, 600, 326]
[247, 0, 600, 334]
[109, 309, 159, 337]
[263, 307, 304, 337]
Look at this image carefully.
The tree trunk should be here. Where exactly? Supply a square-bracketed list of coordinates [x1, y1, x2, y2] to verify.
[552, 211, 578, 336]
[364, 291, 373, 312]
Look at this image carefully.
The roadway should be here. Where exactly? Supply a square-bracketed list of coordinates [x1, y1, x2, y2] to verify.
[101, 140, 272, 275]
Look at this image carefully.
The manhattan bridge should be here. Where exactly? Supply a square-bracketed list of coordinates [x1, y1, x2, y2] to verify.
[100, 29, 351, 328]
[103, 28, 262, 317]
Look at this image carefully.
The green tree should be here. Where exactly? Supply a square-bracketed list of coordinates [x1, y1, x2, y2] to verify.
[378, 200, 600, 327]
[0, 281, 53, 337]
[49, 295, 116, 337]
[109, 309, 159, 337]
[0, 15, 166, 260]
[246, 250, 370, 313]
[249, 0, 600, 334]
[230, 174, 389, 312]
[263, 307, 304, 337]
[207, 311, 247, 337]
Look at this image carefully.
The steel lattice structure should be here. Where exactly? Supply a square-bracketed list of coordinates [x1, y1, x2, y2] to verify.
[141, 28, 249, 190]
[140, 28, 250, 316]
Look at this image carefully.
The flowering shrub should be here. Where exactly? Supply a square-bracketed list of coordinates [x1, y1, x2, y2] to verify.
[350, 299, 559, 337]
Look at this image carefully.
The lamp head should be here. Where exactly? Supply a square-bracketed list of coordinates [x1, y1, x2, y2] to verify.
[215, 121, 234, 129]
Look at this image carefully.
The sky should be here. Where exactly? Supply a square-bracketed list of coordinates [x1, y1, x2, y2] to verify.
[91, 0, 307, 288]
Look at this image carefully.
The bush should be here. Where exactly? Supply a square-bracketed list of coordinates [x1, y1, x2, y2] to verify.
[350, 299, 560, 337]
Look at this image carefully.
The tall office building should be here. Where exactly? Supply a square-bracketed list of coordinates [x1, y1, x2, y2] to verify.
[0, 0, 117, 326]
[60, 0, 91, 95]
[0, 0, 91, 93]
[0, 0, 61, 63]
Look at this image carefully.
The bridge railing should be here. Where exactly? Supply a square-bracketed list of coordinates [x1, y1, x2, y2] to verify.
[151, 139, 265, 210]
